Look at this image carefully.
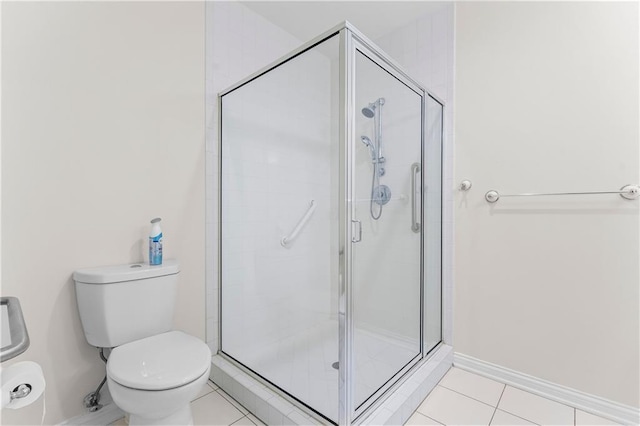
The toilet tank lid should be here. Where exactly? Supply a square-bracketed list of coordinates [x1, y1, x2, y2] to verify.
[73, 260, 179, 284]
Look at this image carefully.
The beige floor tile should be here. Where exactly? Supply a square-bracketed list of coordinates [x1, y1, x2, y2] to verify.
[192, 391, 245, 425]
[417, 385, 495, 425]
[231, 416, 256, 425]
[491, 409, 537, 425]
[576, 410, 621, 425]
[439, 367, 506, 407]
[193, 381, 217, 401]
[109, 417, 128, 426]
[405, 411, 443, 425]
[498, 386, 574, 425]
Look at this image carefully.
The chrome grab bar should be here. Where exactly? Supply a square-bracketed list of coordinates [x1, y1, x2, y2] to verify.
[485, 184, 640, 203]
[411, 163, 421, 233]
[281, 200, 316, 247]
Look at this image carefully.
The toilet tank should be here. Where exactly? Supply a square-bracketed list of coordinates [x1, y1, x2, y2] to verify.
[74, 260, 179, 348]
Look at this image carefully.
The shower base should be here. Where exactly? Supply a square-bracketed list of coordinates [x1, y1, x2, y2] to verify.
[211, 333, 452, 425]
[223, 319, 419, 421]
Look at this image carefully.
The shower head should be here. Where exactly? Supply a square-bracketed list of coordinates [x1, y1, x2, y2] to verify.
[361, 98, 385, 118]
[361, 135, 373, 148]
[362, 104, 376, 118]
[361, 136, 376, 161]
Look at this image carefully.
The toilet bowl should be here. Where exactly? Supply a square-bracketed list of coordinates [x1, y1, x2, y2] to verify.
[107, 331, 211, 426]
[73, 261, 212, 426]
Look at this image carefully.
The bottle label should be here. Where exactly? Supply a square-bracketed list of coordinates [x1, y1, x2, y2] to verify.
[149, 233, 163, 265]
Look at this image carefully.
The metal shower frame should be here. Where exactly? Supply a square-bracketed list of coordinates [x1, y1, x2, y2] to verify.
[217, 21, 445, 425]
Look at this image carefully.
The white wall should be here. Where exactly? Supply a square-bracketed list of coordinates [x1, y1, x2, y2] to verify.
[1, 2, 205, 424]
[454, 2, 639, 408]
[205, 1, 303, 353]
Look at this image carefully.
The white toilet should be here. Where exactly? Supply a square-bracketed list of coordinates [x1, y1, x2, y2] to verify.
[74, 260, 211, 426]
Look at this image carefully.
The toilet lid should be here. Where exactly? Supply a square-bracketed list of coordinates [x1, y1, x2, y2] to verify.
[107, 331, 211, 391]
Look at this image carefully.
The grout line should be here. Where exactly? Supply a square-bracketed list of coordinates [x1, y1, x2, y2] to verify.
[230, 415, 256, 426]
[574, 407, 576, 426]
[417, 385, 498, 426]
[488, 384, 507, 425]
[488, 409, 497, 426]
[496, 382, 580, 411]
[216, 388, 249, 415]
[246, 413, 265, 426]
[493, 409, 541, 426]
[495, 384, 507, 408]
[437, 384, 500, 409]
[425, 414, 445, 425]
[498, 385, 573, 424]
[191, 386, 216, 402]
[495, 387, 542, 426]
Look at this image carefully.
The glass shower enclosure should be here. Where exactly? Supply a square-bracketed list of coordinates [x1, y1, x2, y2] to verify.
[218, 22, 443, 425]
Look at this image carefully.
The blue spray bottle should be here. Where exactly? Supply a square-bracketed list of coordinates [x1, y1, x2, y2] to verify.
[149, 217, 163, 265]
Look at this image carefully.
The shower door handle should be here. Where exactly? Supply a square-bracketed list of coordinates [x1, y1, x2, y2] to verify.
[411, 163, 421, 233]
[352, 220, 362, 243]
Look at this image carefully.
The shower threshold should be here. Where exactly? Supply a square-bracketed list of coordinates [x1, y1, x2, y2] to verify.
[209, 343, 452, 425]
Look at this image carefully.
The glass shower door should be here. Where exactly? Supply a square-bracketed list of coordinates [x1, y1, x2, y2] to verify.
[220, 34, 341, 424]
[351, 48, 424, 410]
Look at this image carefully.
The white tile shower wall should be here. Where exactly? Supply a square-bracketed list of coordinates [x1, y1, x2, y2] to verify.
[351, 50, 424, 381]
[205, 1, 303, 354]
[373, 4, 455, 345]
[219, 33, 339, 418]
[219, 48, 334, 352]
[206, 3, 456, 353]
[204, 7, 457, 423]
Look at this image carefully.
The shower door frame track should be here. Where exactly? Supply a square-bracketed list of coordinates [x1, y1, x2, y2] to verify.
[217, 21, 446, 426]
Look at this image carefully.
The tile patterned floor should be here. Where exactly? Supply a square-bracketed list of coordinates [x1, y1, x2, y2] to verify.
[407, 367, 622, 426]
[110, 381, 266, 426]
[111, 368, 623, 425]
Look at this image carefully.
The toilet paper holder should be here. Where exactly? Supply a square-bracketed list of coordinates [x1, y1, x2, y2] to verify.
[1, 361, 46, 410]
[9, 384, 32, 402]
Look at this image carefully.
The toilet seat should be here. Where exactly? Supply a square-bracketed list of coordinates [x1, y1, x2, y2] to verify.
[107, 331, 211, 391]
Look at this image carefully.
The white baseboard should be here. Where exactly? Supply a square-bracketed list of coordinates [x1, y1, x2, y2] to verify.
[58, 403, 124, 426]
[454, 353, 639, 425]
